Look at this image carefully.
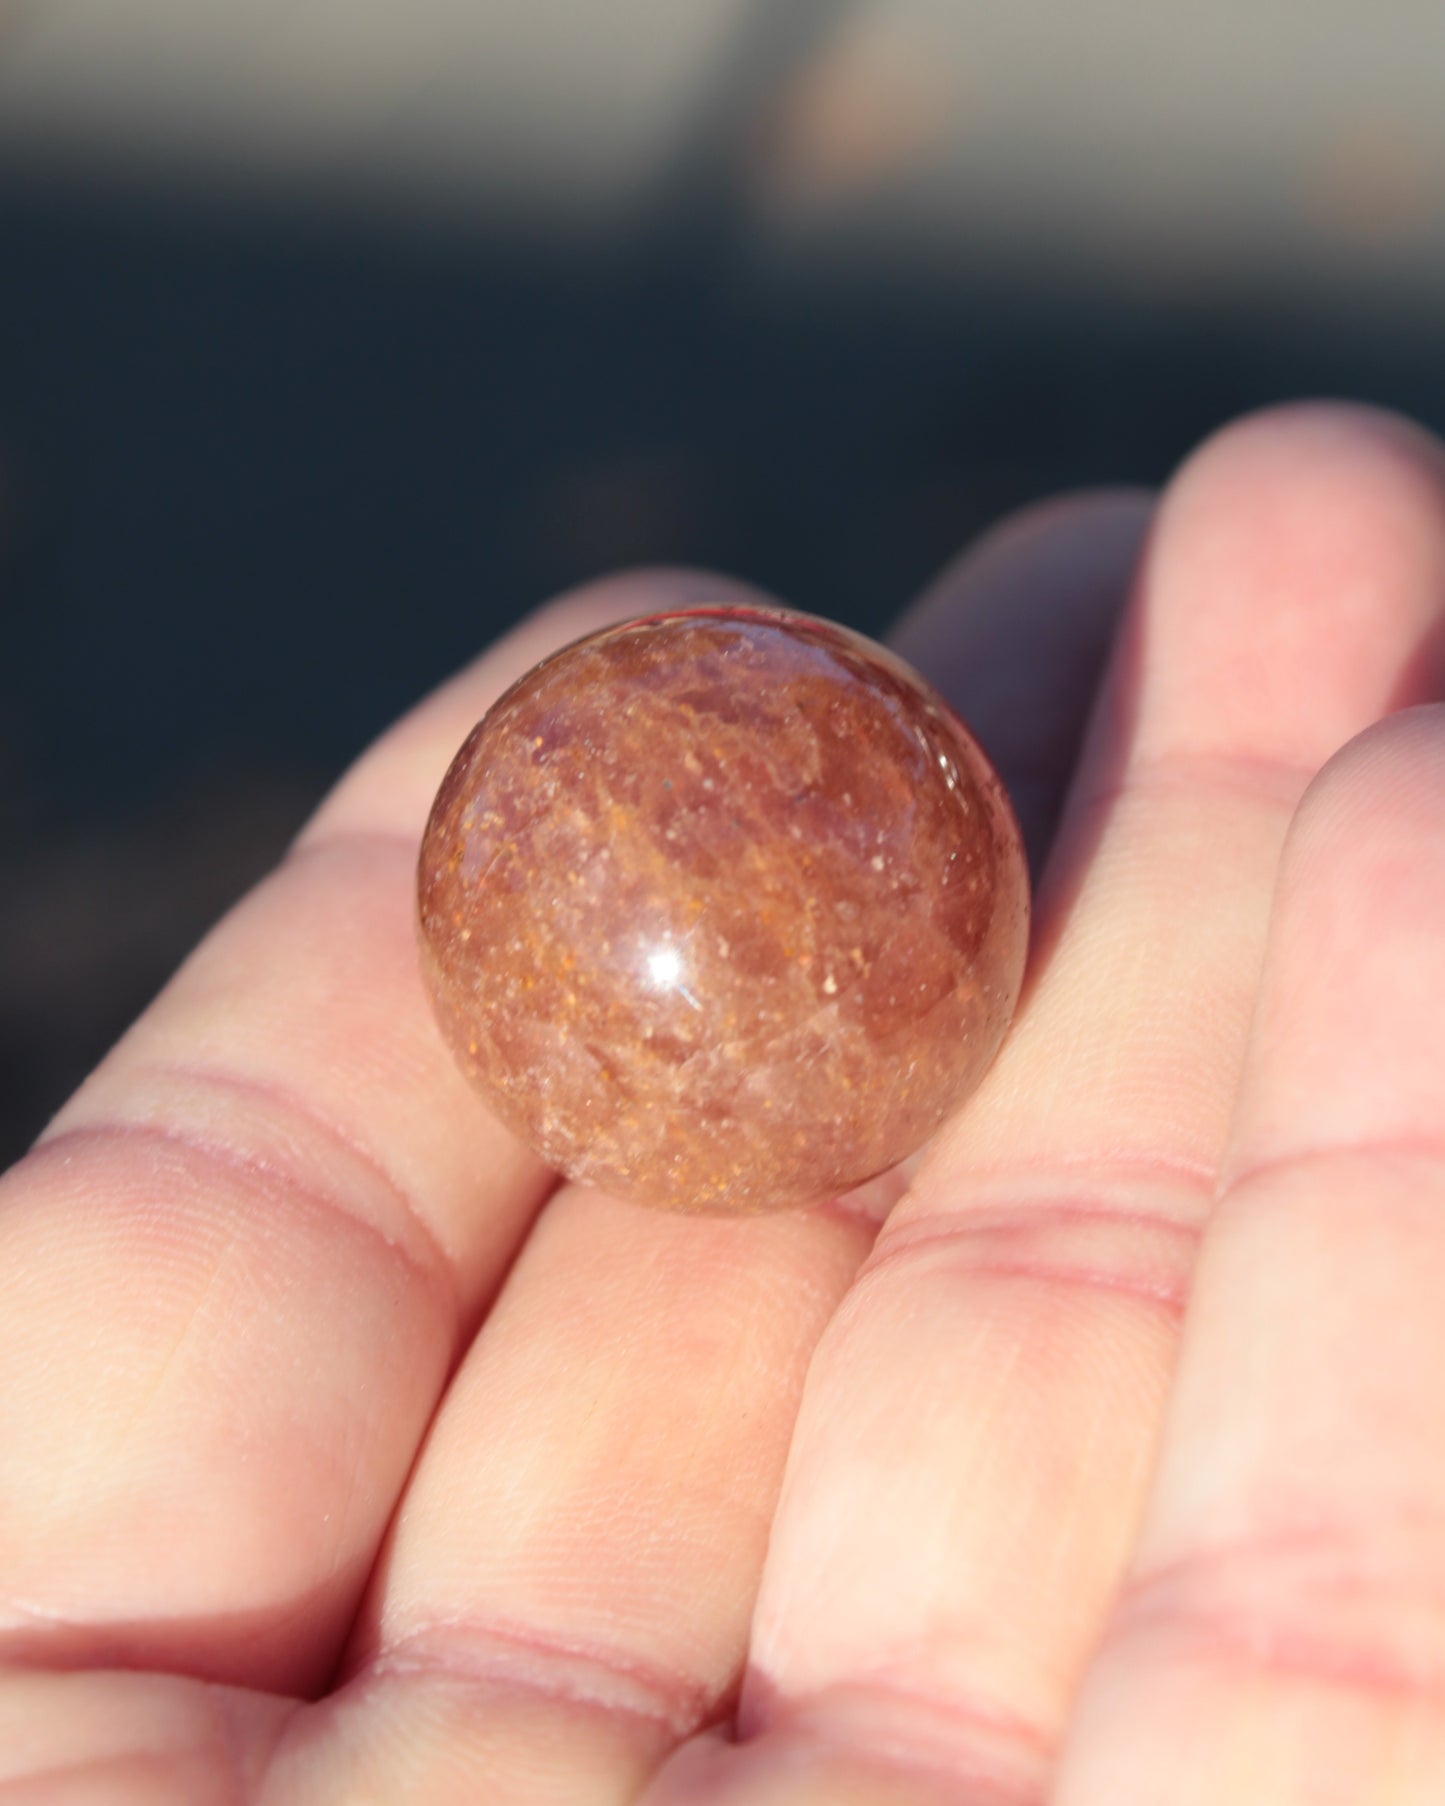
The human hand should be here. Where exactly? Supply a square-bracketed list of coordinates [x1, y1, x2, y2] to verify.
[3, 402, 1443, 1804]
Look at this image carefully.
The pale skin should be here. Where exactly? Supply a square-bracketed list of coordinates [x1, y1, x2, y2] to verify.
[3, 400, 1445, 1805]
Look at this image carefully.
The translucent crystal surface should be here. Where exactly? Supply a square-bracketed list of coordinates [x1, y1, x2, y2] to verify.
[418, 607, 1028, 1211]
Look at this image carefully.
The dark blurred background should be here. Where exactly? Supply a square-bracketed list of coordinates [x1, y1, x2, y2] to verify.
[3, 0, 1445, 1164]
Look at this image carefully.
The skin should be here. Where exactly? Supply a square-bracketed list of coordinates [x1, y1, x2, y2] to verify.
[2, 400, 1444, 1804]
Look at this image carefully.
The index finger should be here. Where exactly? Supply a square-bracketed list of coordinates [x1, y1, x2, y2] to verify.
[0, 569, 763, 1698]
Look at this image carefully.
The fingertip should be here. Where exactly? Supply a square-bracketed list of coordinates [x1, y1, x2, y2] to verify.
[1170, 399, 1445, 505]
[892, 488, 1153, 676]
[1080, 400, 1445, 798]
[889, 488, 1154, 873]
[1222, 701, 1445, 1192]
[1282, 700, 1445, 881]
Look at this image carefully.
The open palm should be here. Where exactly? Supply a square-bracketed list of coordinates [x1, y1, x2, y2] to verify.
[5, 402, 1445, 1804]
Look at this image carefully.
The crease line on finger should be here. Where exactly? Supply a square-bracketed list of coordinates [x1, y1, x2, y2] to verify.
[1221, 1135, 1445, 1199]
[30, 1100, 460, 1334]
[849, 1193, 1207, 1330]
[1103, 1511, 1445, 1712]
[854, 1193, 1207, 1320]
[351, 1613, 726, 1742]
[1064, 746, 1320, 823]
[736, 1674, 1054, 1806]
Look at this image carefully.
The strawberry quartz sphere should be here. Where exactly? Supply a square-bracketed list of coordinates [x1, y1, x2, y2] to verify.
[417, 606, 1029, 1212]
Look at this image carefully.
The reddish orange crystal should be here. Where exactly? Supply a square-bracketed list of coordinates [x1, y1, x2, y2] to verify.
[418, 607, 1028, 1212]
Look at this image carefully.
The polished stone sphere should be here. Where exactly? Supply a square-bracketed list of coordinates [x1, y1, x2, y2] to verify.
[418, 606, 1028, 1211]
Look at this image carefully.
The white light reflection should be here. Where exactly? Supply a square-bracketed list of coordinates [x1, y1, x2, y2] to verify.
[644, 941, 701, 1010]
[647, 947, 682, 986]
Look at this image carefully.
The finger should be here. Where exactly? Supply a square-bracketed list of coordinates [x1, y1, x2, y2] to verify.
[0, 1665, 288, 1805]
[680, 404, 1445, 1806]
[1055, 707, 1445, 1805]
[890, 488, 1152, 875]
[268, 494, 1157, 1804]
[0, 568, 766, 1696]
